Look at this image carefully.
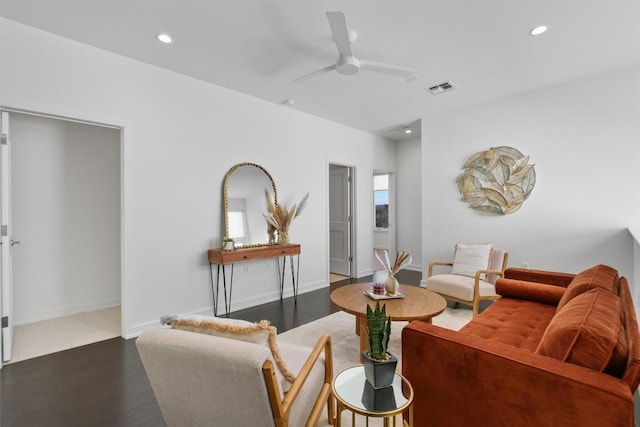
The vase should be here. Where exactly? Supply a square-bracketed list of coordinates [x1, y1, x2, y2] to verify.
[384, 275, 398, 295]
[278, 230, 289, 245]
[362, 351, 398, 389]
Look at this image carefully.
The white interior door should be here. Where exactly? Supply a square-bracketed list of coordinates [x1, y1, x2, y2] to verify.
[1, 111, 14, 362]
[329, 165, 351, 276]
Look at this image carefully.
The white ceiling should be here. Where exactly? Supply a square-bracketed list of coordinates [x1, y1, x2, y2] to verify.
[1, 1, 638, 141]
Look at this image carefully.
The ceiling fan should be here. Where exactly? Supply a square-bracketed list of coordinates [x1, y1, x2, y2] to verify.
[295, 11, 417, 82]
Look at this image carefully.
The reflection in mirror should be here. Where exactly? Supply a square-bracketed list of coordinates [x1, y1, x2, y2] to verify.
[223, 163, 278, 248]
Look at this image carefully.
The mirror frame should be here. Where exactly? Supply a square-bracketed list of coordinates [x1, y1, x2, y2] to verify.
[223, 162, 279, 248]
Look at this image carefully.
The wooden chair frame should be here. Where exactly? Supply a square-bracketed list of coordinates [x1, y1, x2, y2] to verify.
[428, 251, 509, 317]
[263, 334, 335, 427]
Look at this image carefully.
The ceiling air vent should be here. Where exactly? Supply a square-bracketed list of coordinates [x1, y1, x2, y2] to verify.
[426, 81, 456, 95]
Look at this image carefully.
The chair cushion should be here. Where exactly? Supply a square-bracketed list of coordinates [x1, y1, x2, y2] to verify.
[162, 314, 295, 391]
[556, 264, 619, 312]
[536, 288, 622, 372]
[426, 274, 496, 302]
[450, 243, 493, 278]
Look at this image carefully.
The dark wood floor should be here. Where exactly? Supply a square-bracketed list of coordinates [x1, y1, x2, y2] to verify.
[1, 271, 421, 427]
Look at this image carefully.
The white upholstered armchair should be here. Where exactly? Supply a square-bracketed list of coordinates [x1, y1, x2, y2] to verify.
[136, 327, 334, 426]
[426, 244, 509, 317]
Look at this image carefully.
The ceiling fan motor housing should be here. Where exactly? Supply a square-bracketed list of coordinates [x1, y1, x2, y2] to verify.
[336, 56, 360, 75]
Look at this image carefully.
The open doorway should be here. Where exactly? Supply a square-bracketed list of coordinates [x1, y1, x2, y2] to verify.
[329, 164, 354, 282]
[3, 110, 121, 364]
[373, 171, 395, 272]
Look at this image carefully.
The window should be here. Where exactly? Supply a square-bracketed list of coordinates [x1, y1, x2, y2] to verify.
[228, 211, 247, 243]
[374, 174, 389, 229]
[228, 198, 249, 245]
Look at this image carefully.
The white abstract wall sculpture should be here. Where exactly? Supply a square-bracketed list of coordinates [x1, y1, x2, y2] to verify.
[457, 146, 536, 215]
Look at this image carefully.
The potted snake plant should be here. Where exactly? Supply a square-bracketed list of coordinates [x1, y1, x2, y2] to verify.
[362, 301, 397, 389]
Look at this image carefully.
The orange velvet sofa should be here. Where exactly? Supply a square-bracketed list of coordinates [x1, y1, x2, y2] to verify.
[402, 264, 640, 426]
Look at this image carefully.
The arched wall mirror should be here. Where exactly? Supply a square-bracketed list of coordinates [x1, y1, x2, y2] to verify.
[223, 162, 278, 247]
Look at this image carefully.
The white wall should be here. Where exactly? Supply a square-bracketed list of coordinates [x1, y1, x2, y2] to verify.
[395, 136, 422, 270]
[421, 67, 640, 286]
[0, 19, 397, 337]
[11, 113, 121, 324]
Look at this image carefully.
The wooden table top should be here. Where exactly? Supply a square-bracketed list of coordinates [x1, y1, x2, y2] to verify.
[330, 283, 447, 321]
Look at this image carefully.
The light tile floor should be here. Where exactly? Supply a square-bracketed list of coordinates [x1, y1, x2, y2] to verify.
[330, 273, 349, 283]
[7, 306, 121, 364]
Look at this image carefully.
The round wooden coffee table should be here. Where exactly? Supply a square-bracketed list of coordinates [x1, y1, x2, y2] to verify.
[330, 283, 447, 360]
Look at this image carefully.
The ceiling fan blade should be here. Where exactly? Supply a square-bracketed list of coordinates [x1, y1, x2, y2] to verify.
[359, 59, 416, 79]
[294, 64, 337, 82]
[326, 11, 353, 58]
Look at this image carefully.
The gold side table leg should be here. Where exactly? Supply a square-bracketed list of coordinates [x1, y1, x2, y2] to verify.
[407, 404, 414, 427]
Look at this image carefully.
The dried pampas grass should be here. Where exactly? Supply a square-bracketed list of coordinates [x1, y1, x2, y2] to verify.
[264, 190, 309, 243]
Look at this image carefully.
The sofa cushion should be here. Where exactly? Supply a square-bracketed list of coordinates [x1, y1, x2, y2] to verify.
[450, 243, 492, 278]
[605, 316, 628, 378]
[161, 314, 295, 391]
[536, 288, 622, 372]
[496, 278, 565, 306]
[556, 264, 619, 311]
[460, 297, 556, 352]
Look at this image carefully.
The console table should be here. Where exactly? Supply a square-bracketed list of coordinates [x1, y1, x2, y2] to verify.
[207, 244, 301, 316]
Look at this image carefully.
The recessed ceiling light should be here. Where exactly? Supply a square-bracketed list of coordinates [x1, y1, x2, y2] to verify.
[404, 129, 412, 134]
[529, 25, 548, 36]
[157, 33, 172, 43]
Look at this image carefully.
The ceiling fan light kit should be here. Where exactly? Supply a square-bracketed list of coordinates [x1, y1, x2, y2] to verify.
[336, 56, 360, 75]
[295, 11, 417, 82]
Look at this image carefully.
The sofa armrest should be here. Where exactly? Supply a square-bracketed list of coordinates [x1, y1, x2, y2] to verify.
[402, 321, 633, 427]
[495, 278, 565, 306]
[504, 267, 575, 287]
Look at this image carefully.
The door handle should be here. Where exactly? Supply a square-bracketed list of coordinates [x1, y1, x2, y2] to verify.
[10, 240, 21, 247]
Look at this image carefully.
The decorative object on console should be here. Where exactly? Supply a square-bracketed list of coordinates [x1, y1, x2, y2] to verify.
[264, 191, 309, 245]
[223, 162, 278, 248]
[222, 236, 235, 251]
[374, 250, 412, 296]
[362, 301, 398, 389]
[457, 146, 536, 215]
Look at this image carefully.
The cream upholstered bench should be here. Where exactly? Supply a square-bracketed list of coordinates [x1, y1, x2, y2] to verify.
[136, 315, 334, 427]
